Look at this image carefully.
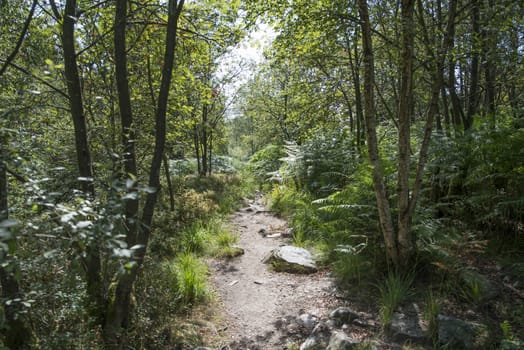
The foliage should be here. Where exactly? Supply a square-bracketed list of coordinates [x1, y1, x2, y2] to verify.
[247, 144, 286, 190]
[424, 290, 441, 340]
[376, 272, 414, 328]
[280, 128, 358, 197]
[428, 121, 524, 237]
[499, 320, 523, 350]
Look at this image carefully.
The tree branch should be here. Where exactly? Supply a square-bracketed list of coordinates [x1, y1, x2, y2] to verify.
[0, 59, 69, 99]
[0, 0, 38, 76]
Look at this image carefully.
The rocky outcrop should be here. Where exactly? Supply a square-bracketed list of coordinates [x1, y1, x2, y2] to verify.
[437, 315, 490, 349]
[263, 245, 318, 274]
[459, 269, 499, 302]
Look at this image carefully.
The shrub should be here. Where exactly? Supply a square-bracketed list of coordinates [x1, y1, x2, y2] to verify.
[246, 144, 286, 190]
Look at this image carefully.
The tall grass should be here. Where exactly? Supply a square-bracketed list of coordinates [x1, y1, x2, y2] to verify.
[165, 253, 209, 307]
[376, 272, 414, 328]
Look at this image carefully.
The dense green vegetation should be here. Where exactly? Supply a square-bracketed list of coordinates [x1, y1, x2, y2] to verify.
[1, 0, 523, 349]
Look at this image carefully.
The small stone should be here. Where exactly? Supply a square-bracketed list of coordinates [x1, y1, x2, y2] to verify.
[299, 321, 332, 349]
[326, 331, 359, 350]
[389, 311, 427, 342]
[259, 228, 268, 237]
[329, 307, 359, 327]
[286, 322, 300, 335]
[296, 313, 318, 331]
[263, 245, 318, 274]
[300, 336, 320, 350]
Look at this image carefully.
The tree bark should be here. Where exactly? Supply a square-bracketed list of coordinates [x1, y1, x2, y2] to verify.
[397, 0, 416, 266]
[104, 0, 140, 346]
[201, 103, 208, 176]
[104, 1, 184, 347]
[465, 0, 481, 130]
[61, 0, 103, 323]
[62, 0, 96, 196]
[411, 0, 457, 220]
[358, 0, 399, 267]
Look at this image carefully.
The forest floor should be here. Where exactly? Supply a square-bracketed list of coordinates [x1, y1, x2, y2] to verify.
[207, 195, 343, 349]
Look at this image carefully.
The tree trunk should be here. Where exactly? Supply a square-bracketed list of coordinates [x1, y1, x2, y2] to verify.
[350, 27, 364, 150]
[465, 0, 481, 130]
[104, 0, 140, 346]
[208, 130, 213, 176]
[194, 124, 201, 174]
[397, 0, 416, 266]
[62, 0, 95, 196]
[61, 0, 103, 322]
[201, 104, 208, 176]
[104, 1, 184, 347]
[358, 0, 399, 267]
[481, 0, 496, 126]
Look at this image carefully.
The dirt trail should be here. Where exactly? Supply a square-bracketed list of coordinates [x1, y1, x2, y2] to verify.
[209, 196, 340, 349]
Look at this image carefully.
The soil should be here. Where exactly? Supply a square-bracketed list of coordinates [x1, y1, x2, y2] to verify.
[208, 195, 342, 350]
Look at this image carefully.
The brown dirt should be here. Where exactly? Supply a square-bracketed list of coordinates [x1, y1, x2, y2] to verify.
[208, 196, 341, 349]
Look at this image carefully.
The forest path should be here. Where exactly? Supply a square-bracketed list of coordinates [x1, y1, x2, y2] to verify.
[208, 194, 340, 349]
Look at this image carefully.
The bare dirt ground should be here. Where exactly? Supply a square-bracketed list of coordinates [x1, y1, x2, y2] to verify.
[208, 196, 342, 349]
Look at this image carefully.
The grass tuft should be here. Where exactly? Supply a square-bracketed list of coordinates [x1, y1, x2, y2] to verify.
[376, 271, 414, 328]
[165, 253, 209, 307]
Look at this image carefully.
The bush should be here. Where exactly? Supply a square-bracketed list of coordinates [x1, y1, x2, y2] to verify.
[279, 128, 357, 197]
[247, 144, 286, 190]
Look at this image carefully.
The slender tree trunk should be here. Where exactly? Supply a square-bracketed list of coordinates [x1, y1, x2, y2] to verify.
[104, 1, 184, 347]
[201, 104, 208, 176]
[358, 0, 399, 267]
[104, 0, 140, 346]
[396, 0, 416, 266]
[146, 44, 175, 211]
[411, 0, 457, 219]
[61, 0, 104, 322]
[465, 0, 481, 130]
[349, 27, 364, 150]
[0, 265, 33, 350]
[62, 0, 95, 196]
[441, 86, 452, 137]
[481, 0, 496, 126]
[194, 124, 201, 174]
[208, 130, 213, 176]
